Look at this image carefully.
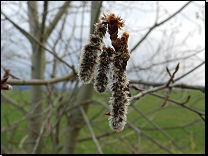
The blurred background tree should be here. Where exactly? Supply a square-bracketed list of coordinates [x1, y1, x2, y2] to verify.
[1, 1, 205, 154]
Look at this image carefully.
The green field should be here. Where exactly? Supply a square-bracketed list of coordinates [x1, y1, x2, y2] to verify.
[1, 89, 205, 154]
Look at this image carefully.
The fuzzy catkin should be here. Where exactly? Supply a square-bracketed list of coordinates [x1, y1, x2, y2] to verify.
[109, 58, 130, 132]
[94, 46, 114, 93]
[78, 22, 107, 84]
[109, 32, 130, 132]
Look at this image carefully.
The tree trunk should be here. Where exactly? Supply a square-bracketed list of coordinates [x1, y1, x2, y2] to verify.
[27, 1, 45, 153]
[27, 1, 70, 153]
[63, 1, 103, 154]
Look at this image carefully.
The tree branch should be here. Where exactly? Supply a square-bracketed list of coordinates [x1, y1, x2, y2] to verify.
[1, 92, 28, 114]
[1, 11, 33, 43]
[80, 106, 103, 154]
[149, 92, 205, 116]
[175, 61, 205, 82]
[130, 1, 192, 53]
[40, 1, 48, 42]
[130, 81, 205, 93]
[45, 1, 71, 39]
[127, 122, 174, 154]
[131, 104, 185, 153]
[1, 11, 75, 71]
[138, 118, 202, 130]
[6, 71, 76, 85]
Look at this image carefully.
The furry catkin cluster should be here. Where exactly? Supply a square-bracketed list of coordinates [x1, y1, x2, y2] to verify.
[78, 13, 130, 132]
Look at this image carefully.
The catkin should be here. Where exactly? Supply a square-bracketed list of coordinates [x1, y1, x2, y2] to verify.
[78, 22, 107, 84]
[109, 32, 130, 132]
[94, 46, 114, 93]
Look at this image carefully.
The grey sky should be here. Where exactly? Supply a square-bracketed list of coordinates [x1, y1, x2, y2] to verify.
[1, 1, 205, 86]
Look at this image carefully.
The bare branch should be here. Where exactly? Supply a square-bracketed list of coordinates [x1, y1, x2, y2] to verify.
[175, 61, 205, 82]
[130, 1, 192, 53]
[139, 118, 202, 130]
[127, 122, 174, 154]
[45, 1, 70, 39]
[6, 71, 76, 85]
[149, 92, 205, 116]
[160, 88, 171, 107]
[154, 1, 159, 25]
[128, 48, 205, 72]
[131, 104, 186, 153]
[1, 11, 75, 71]
[2, 67, 21, 80]
[40, 1, 48, 42]
[166, 63, 179, 87]
[130, 81, 205, 93]
[1, 11, 33, 43]
[80, 106, 103, 154]
[1, 92, 28, 114]
[1, 98, 47, 132]
[78, 118, 202, 142]
[130, 83, 169, 101]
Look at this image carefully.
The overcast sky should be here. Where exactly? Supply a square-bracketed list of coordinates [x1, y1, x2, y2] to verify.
[1, 1, 205, 86]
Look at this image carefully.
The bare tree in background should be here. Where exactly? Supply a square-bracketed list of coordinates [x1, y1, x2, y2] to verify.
[1, 1, 205, 154]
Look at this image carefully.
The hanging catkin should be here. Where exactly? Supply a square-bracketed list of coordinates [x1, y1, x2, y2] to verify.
[78, 21, 107, 84]
[77, 12, 130, 132]
[94, 46, 114, 93]
[109, 32, 130, 132]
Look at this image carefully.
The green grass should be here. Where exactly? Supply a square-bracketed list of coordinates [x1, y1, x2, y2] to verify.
[1, 89, 205, 154]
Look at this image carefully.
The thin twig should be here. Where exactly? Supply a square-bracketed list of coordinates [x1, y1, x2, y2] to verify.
[175, 61, 205, 82]
[130, 1, 192, 53]
[2, 67, 21, 80]
[6, 71, 76, 85]
[1, 92, 28, 114]
[131, 104, 186, 153]
[46, 83, 53, 95]
[129, 80, 205, 93]
[127, 122, 174, 154]
[32, 105, 53, 154]
[166, 63, 179, 87]
[138, 118, 202, 130]
[80, 106, 103, 154]
[150, 92, 205, 117]
[161, 88, 172, 107]
[132, 85, 145, 91]
[1, 10, 75, 72]
[43, 81, 79, 148]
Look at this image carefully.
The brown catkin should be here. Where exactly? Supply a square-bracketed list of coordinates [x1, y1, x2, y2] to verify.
[94, 46, 114, 93]
[109, 32, 130, 132]
[77, 12, 131, 132]
[109, 60, 130, 132]
[78, 22, 107, 84]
